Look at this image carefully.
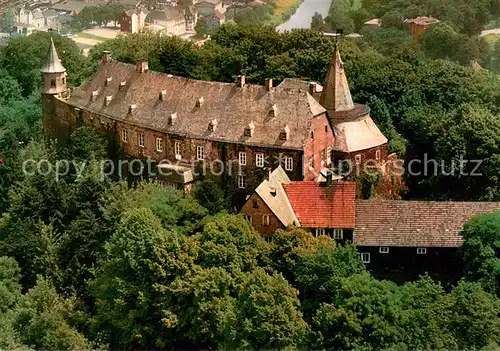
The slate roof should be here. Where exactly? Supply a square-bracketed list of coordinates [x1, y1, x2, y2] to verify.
[254, 166, 299, 227]
[68, 60, 326, 150]
[41, 38, 66, 73]
[282, 181, 356, 228]
[320, 44, 354, 113]
[354, 200, 500, 247]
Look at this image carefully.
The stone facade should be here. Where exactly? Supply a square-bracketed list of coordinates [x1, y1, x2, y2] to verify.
[239, 192, 284, 236]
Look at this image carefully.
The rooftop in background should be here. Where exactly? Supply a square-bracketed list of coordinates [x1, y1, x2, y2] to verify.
[283, 181, 356, 229]
[405, 16, 440, 25]
[364, 18, 381, 26]
[354, 200, 500, 247]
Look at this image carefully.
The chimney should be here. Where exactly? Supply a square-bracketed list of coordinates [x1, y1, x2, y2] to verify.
[265, 78, 273, 91]
[159, 90, 166, 101]
[129, 104, 136, 114]
[135, 59, 148, 73]
[119, 81, 126, 90]
[105, 77, 112, 86]
[268, 168, 272, 181]
[238, 75, 245, 88]
[326, 171, 333, 186]
[309, 82, 317, 94]
[102, 50, 112, 63]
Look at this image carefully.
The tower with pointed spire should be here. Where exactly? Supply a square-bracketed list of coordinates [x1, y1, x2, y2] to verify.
[320, 43, 355, 113]
[41, 38, 68, 97]
[319, 41, 387, 164]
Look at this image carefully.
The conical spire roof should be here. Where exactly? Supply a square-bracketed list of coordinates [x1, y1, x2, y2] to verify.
[41, 38, 66, 74]
[319, 43, 354, 112]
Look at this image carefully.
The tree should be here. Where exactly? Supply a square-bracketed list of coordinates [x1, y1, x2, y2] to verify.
[310, 12, 325, 31]
[0, 8, 15, 34]
[380, 10, 405, 30]
[421, 22, 458, 61]
[192, 178, 227, 214]
[460, 210, 500, 295]
[195, 16, 211, 37]
[311, 272, 402, 350]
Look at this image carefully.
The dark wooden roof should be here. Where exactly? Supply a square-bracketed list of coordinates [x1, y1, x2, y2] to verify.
[354, 200, 500, 247]
[68, 60, 326, 149]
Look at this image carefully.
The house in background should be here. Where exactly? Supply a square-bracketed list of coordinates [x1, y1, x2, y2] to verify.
[120, 9, 147, 33]
[194, 0, 226, 16]
[204, 9, 224, 30]
[406, 16, 439, 40]
[145, 6, 196, 36]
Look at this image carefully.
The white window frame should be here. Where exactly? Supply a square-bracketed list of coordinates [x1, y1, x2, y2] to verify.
[138, 133, 145, 148]
[379, 246, 390, 254]
[239, 151, 247, 166]
[196, 146, 205, 161]
[315, 228, 326, 237]
[175, 141, 181, 158]
[355, 154, 361, 165]
[121, 129, 128, 143]
[262, 214, 270, 227]
[375, 149, 381, 161]
[333, 229, 343, 239]
[360, 252, 370, 263]
[238, 175, 246, 189]
[417, 248, 427, 255]
[284, 156, 293, 171]
[256, 153, 264, 167]
[156, 138, 163, 152]
[245, 215, 252, 224]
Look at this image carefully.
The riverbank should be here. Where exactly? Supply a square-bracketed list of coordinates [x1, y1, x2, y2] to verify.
[274, 0, 304, 21]
[276, 0, 331, 31]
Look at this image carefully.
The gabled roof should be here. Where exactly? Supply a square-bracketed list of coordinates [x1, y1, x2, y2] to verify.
[282, 181, 356, 228]
[354, 200, 500, 247]
[254, 166, 299, 227]
[320, 44, 355, 113]
[68, 60, 326, 149]
[41, 38, 66, 74]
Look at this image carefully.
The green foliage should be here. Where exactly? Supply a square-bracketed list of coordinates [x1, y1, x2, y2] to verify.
[324, 0, 355, 33]
[380, 10, 405, 29]
[0, 32, 89, 97]
[311, 12, 325, 31]
[194, 16, 211, 36]
[71, 4, 124, 30]
[460, 211, 500, 295]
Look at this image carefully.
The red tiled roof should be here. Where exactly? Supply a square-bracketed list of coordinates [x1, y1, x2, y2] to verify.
[354, 200, 500, 247]
[282, 181, 356, 229]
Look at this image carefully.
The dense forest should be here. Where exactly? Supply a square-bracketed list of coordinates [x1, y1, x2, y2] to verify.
[1, 22, 500, 348]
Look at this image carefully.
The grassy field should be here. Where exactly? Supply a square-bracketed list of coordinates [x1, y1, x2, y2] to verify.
[483, 34, 500, 44]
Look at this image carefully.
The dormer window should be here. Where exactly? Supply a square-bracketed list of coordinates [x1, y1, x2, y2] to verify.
[129, 104, 136, 114]
[91, 90, 99, 101]
[159, 90, 166, 101]
[168, 112, 177, 125]
[269, 104, 278, 117]
[279, 126, 290, 141]
[244, 122, 255, 137]
[196, 97, 204, 107]
[105, 95, 112, 106]
[208, 119, 217, 132]
[105, 77, 112, 86]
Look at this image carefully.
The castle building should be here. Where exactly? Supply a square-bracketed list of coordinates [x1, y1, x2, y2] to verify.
[42, 40, 390, 200]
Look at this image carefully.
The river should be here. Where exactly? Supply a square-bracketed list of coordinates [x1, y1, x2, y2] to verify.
[276, 0, 331, 31]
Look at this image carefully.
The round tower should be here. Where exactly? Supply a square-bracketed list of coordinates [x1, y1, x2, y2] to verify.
[41, 37, 68, 97]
